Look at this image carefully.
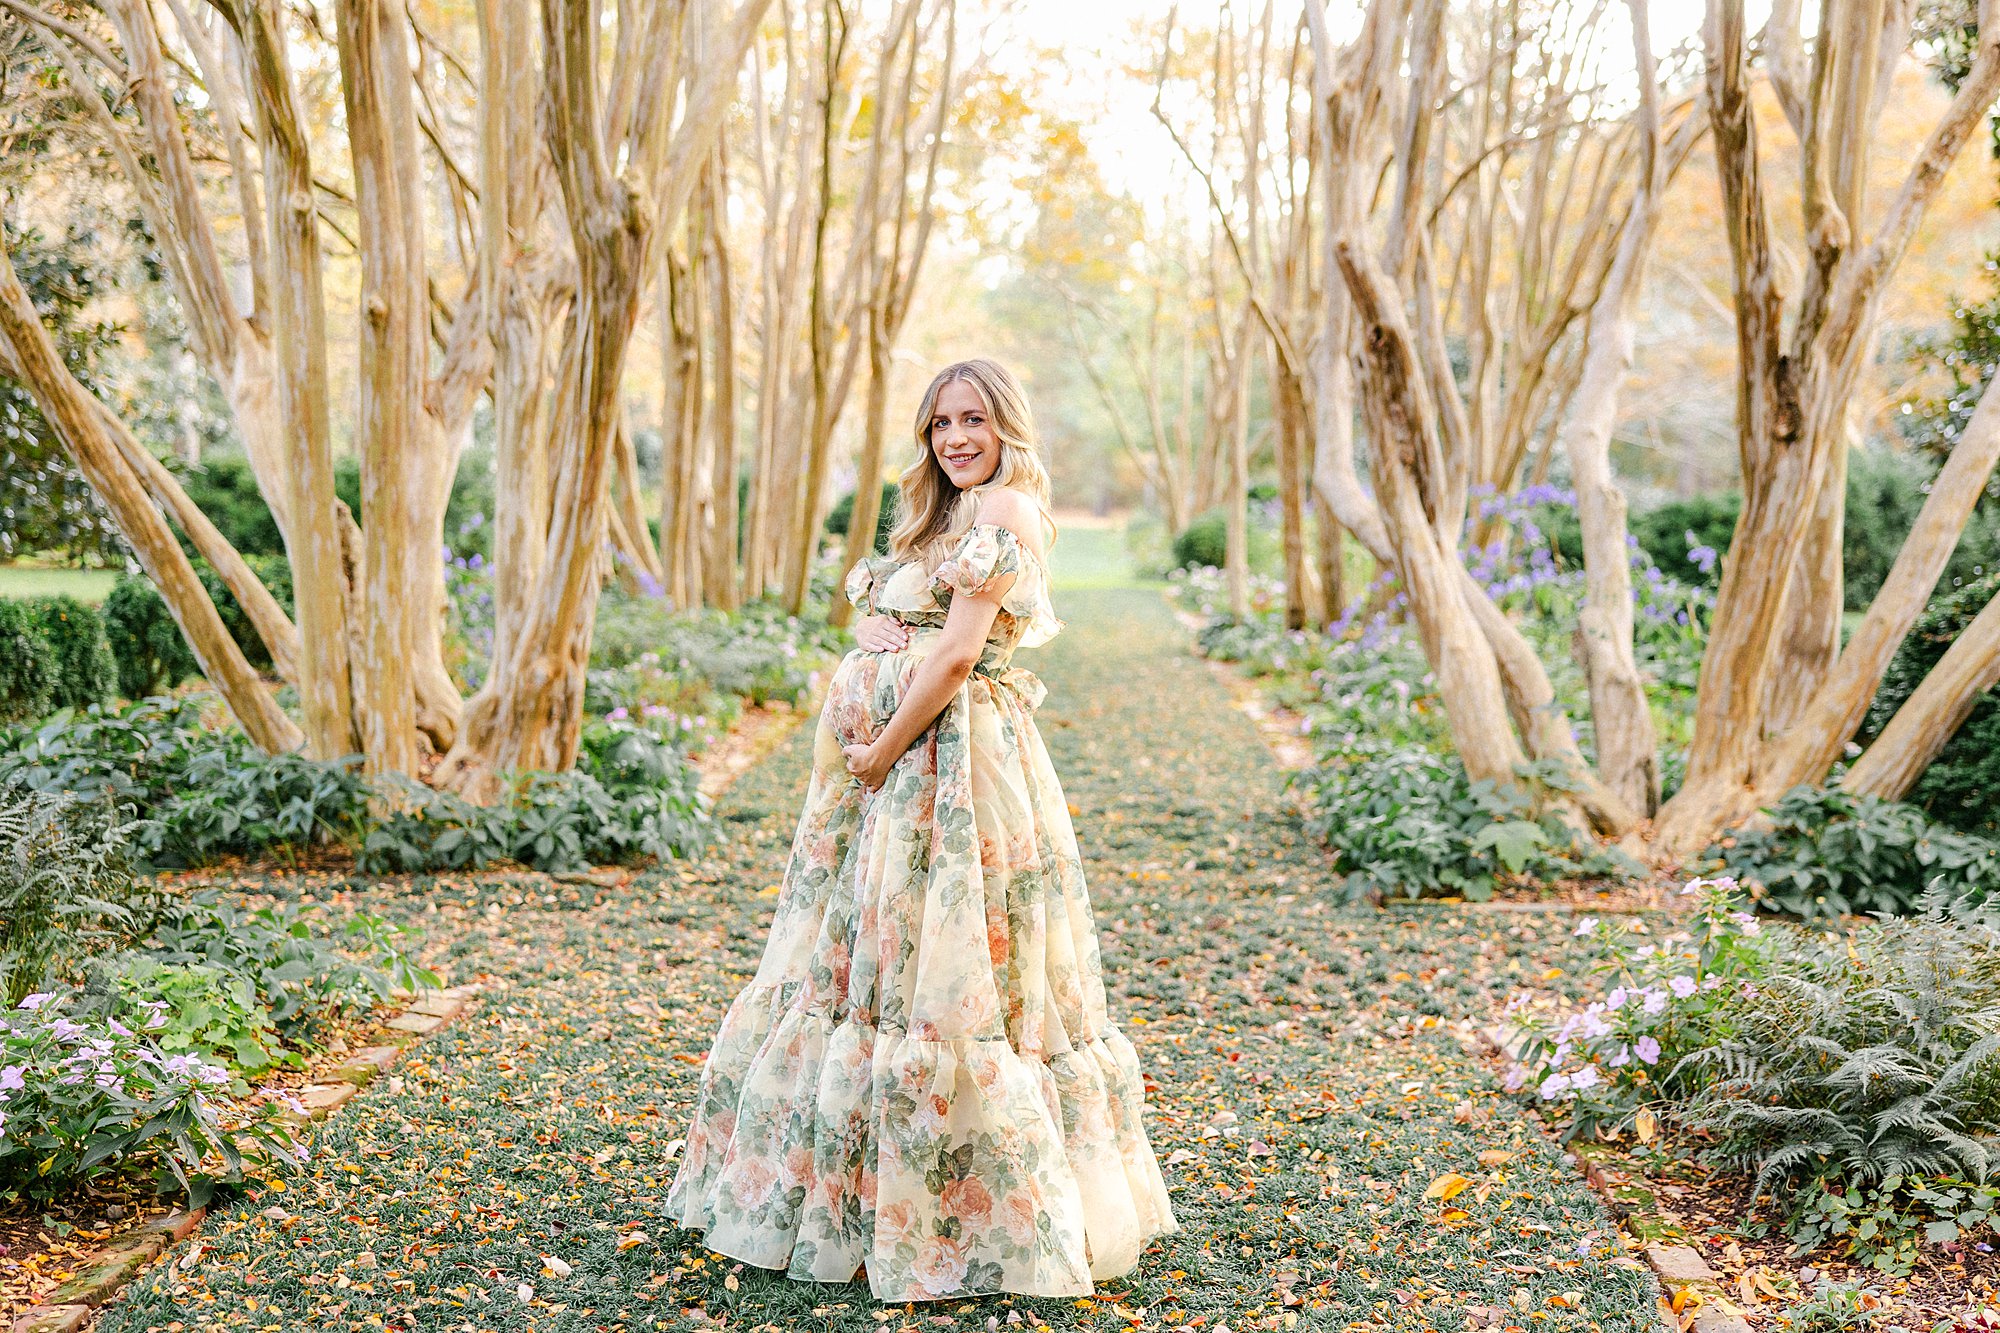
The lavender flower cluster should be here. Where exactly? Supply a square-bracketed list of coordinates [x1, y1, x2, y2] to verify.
[1505, 877, 1772, 1130]
[0, 990, 303, 1197]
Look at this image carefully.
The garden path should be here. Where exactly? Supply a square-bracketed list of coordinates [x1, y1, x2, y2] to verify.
[94, 556, 1658, 1332]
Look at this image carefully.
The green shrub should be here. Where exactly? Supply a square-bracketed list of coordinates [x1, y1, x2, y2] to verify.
[1518, 880, 2000, 1274]
[28, 595, 113, 712]
[1304, 745, 1627, 901]
[1714, 785, 2000, 917]
[0, 993, 298, 1205]
[359, 726, 709, 875]
[139, 894, 432, 1038]
[0, 785, 150, 1004]
[98, 556, 297, 696]
[1172, 509, 1229, 569]
[101, 574, 198, 698]
[824, 482, 898, 555]
[0, 600, 54, 723]
[1863, 570, 2000, 835]
[1785, 1279, 1885, 1333]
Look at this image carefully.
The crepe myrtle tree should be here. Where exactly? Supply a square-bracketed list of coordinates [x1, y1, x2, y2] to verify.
[0, 0, 771, 793]
[1286, 0, 2000, 857]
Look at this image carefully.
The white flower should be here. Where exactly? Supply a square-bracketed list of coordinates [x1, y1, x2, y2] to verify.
[1573, 917, 1598, 938]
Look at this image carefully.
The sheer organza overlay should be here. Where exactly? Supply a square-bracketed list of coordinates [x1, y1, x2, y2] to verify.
[666, 523, 1177, 1301]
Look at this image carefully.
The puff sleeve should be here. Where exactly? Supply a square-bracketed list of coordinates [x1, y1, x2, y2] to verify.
[928, 522, 1064, 648]
[843, 555, 895, 616]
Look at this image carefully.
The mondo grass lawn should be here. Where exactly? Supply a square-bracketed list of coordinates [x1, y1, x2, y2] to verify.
[95, 583, 1656, 1333]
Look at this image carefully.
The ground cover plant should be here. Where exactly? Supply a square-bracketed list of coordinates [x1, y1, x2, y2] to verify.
[1172, 487, 1696, 900]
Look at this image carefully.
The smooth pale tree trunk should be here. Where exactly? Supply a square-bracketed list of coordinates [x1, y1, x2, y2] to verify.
[1652, 0, 2000, 858]
[1273, 358, 1321, 629]
[338, 0, 431, 778]
[238, 0, 358, 760]
[1223, 321, 1252, 621]
[702, 155, 743, 613]
[830, 299, 895, 631]
[1748, 365, 2000, 805]
[0, 245, 303, 754]
[1334, 239, 1527, 786]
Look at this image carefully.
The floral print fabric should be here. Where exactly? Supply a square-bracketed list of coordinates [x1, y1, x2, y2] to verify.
[667, 522, 1178, 1302]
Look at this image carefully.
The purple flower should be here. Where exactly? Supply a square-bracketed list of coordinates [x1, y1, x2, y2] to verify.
[1539, 1072, 1572, 1100]
[1668, 976, 1697, 999]
[17, 993, 53, 1011]
[1635, 1036, 1661, 1065]
[608, 706, 629, 721]
[1573, 917, 1598, 938]
[0, 1066, 21, 1092]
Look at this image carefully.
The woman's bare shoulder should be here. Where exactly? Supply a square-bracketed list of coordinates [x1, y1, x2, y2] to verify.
[975, 487, 1046, 559]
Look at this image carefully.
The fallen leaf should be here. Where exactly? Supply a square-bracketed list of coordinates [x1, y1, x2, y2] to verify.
[1424, 1172, 1473, 1202]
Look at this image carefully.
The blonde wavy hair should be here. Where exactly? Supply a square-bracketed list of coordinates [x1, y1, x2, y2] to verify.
[888, 358, 1058, 571]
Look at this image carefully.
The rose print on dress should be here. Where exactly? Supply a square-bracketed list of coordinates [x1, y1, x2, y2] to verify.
[666, 524, 1178, 1302]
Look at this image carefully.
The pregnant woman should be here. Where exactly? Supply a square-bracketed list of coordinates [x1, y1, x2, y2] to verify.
[667, 358, 1176, 1302]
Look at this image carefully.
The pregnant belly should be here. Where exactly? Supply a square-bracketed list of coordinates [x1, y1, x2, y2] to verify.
[823, 648, 913, 749]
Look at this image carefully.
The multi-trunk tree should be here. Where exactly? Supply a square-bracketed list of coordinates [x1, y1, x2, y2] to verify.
[1276, 0, 2000, 858]
[0, 0, 771, 791]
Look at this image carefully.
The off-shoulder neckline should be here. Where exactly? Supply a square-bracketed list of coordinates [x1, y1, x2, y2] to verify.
[958, 520, 1049, 572]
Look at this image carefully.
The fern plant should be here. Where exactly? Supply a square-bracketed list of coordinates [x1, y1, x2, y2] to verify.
[0, 783, 152, 1003]
[1677, 892, 2000, 1201]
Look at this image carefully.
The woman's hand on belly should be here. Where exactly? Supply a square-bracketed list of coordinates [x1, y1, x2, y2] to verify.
[854, 613, 911, 654]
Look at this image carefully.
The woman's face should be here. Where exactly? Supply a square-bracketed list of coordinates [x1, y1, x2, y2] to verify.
[929, 380, 1001, 489]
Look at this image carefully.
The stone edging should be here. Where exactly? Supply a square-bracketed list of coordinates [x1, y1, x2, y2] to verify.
[9, 984, 482, 1333]
[1472, 1024, 1752, 1333]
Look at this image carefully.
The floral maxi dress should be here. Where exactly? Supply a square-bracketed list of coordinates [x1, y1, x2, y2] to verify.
[666, 522, 1179, 1302]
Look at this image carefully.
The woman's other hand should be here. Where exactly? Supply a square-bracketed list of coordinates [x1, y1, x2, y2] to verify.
[842, 741, 894, 790]
[854, 613, 910, 654]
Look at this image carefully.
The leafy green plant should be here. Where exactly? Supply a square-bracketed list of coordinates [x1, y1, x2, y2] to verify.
[1714, 784, 2000, 917]
[105, 957, 287, 1079]
[1677, 894, 2000, 1203]
[1783, 1175, 1999, 1274]
[0, 785, 151, 1004]
[1511, 877, 1775, 1136]
[1784, 1280, 1885, 1333]
[0, 992, 300, 1205]
[140, 894, 436, 1036]
[1304, 745, 1627, 901]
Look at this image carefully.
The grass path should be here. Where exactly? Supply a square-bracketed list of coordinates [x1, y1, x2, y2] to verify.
[97, 545, 1656, 1332]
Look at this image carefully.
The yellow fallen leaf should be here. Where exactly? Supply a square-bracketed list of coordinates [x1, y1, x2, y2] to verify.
[1424, 1172, 1473, 1202]
[1635, 1108, 1658, 1143]
[1477, 1150, 1517, 1167]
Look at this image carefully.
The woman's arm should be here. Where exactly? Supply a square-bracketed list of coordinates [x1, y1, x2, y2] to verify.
[843, 583, 1007, 789]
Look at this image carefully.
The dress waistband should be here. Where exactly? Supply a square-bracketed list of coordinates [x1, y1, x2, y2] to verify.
[900, 629, 1046, 712]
